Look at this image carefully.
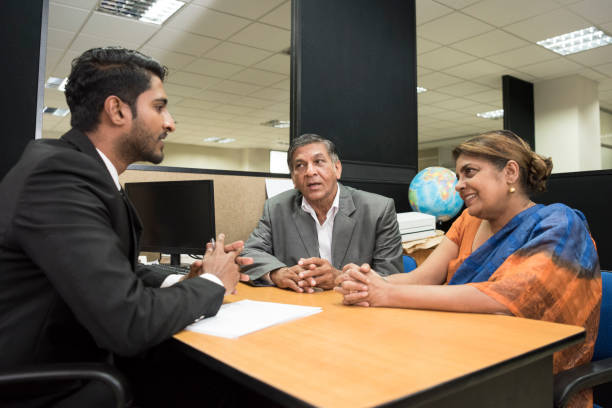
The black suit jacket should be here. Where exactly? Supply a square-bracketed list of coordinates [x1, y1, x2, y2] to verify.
[0, 129, 224, 369]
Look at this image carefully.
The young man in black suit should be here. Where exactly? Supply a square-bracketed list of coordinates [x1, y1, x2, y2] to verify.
[0, 47, 250, 407]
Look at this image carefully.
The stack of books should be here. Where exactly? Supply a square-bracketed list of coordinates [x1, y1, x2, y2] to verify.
[397, 212, 436, 242]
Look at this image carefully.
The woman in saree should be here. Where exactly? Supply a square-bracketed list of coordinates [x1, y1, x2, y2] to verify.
[335, 130, 601, 408]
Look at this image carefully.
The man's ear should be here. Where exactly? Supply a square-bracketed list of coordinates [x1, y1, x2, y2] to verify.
[103, 95, 130, 126]
[335, 160, 342, 180]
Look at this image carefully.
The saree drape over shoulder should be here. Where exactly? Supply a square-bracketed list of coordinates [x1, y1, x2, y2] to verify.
[446, 204, 601, 408]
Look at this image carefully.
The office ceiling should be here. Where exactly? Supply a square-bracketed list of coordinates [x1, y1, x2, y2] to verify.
[43, 0, 612, 151]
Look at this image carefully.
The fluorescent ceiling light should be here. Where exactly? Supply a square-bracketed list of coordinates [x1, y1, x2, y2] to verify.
[262, 120, 290, 129]
[45, 76, 67, 92]
[97, 0, 185, 25]
[417, 87, 427, 93]
[203, 137, 221, 142]
[43, 107, 70, 117]
[216, 138, 235, 144]
[537, 26, 612, 56]
[476, 109, 503, 119]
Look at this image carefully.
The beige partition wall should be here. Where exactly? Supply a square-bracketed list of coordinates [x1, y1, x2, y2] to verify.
[120, 169, 291, 243]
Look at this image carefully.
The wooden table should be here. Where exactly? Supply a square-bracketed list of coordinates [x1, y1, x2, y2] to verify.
[173, 284, 584, 407]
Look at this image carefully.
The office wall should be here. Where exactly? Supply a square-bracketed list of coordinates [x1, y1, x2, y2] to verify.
[141, 143, 270, 172]
[603, 109, 612, 169]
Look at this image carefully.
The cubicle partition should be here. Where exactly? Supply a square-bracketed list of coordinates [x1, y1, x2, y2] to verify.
[120, 165, 286, 243]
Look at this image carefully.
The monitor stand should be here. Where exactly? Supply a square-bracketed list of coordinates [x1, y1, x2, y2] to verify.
[170, 253, 181, 266]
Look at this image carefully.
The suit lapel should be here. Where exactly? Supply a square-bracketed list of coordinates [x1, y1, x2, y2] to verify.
[332, 185, 356, 267]
[62, 129, 141, 268]
[291, 195, 320, 258]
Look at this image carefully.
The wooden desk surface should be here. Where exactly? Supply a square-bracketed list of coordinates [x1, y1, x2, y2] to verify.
[174, 284, 584, 408]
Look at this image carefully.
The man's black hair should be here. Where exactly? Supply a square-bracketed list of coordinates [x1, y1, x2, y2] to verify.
[286, 134, 339, 171]
[64, 47, 168, 132]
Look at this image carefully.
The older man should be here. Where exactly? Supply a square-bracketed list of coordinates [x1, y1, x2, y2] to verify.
[242, 134, 403, 292]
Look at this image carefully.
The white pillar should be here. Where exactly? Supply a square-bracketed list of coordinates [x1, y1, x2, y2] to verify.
[534, 75, 601, 173]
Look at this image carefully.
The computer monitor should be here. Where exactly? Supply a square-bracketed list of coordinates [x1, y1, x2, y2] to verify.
[124, 180, 216, 265]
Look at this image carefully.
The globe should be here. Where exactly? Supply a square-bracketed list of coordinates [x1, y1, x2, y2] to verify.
[408, 167, 463, 221]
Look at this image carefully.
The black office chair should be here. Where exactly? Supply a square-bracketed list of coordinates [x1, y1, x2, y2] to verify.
[0, 363, 131, 407]
[554, 270, 612, 408]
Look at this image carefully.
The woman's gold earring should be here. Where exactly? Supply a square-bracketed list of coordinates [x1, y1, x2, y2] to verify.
[509, 187, 516, 193]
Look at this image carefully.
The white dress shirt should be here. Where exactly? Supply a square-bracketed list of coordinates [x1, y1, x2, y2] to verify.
[301, 184, 341, 263]
[95, 148, 223, 289]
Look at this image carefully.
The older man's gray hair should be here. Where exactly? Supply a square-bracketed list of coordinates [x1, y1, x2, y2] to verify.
[286, 134, 339, 171]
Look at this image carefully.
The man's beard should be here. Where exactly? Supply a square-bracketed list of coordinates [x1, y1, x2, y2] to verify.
[120, 119, 165, 165]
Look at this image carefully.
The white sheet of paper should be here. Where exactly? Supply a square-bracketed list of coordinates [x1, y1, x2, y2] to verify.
[265, 178, 295, 198]
[185, 299, 322, 339]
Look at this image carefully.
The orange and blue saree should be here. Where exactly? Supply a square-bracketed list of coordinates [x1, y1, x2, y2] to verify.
[446, 204, 601, 408]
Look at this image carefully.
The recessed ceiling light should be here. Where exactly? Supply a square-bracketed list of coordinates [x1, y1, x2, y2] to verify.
[97, 0, 185, 25]
[262, 120, 290, 128]
[476, 109, 503, 119]
[537, 26, 612, 56]
[217, 138, 236, 144]
[417, 87, 427, 93]
[43, 107, 70, 117]
[45, 76, 67, 92]
[203, 137, 221, 142]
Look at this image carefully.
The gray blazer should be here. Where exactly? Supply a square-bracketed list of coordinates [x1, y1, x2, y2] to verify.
[241, 184, 403, 283]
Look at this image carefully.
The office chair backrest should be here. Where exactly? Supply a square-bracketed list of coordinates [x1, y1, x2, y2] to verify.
[593, 271, 612, 361]
[402, 255, 417, 273]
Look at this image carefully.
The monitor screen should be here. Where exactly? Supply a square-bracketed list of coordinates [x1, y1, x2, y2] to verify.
[124, 180, 215, 256]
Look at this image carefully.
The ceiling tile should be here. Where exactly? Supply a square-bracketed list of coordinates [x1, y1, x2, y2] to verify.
[182, 58, 245, 78]
[81, 12, 158, 45]
[166, 71, 221, 89]
[52, 50, 80, 77]
[209, 80, 262, 95]
[417, 66, 434, 77]
[437, 81, 491, 96]
[462, 0, 560, 27]
[163, 83, 202, 98]
[416, 0, 454, 25]
[271, 78, 290, 90]
[49, 3, 90, 31]
[417, 37, 442, 55]
[228, 23, 290, 52]
[577, 68, 609, 82]
[443, 59, 508, 79]
[569, 0, 612, 25]
[212, 104, 256, 115]
[231, 96, 274, 109]
[418, 105, 447, 115]
[519, 58, 584, 79]
[504, 8, 591, 42]
[43, 88, 67, 106]
[432, 97, 480, 110]
[45, 47, 65, 74]
[567, 46, 612, 67]
[432, 0, 482, 9]
[47, 28, 75, 49]
[418, 91, 454, 104]
[51, 0, 98, 9]
[68, 33, 141, 55]
[140, 47, 196, 70]
[253, 53, 290, 74]
[594, 62, 612, 76]
[192, 89, 242, 103]
[259, 1, 291, 29]
[177, 98, 219, 110]
[418, 47, 476, 70]
[597, 78, 612, 91]
[486, 45, 558, 68]
[418, 72, 464, 89]
[419, 13, 494, 45]
[230, 68, 286, 86]
[249, 88, 289, 101]
[192, 0, 285, 20]
[450, 30, 528, 57]
[466, 89, 503, 103]
[146, 28, 220, 57]
[203, 42, 272, 66]
[167, 5, 250, 40]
